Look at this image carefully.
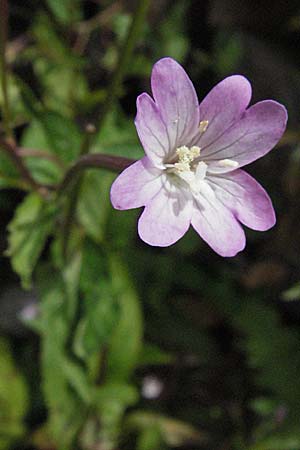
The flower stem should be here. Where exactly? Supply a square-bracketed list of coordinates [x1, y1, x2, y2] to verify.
[0, 0, 12, 138]
[58, 153, 135, 195]
[97, 0, 151, 132]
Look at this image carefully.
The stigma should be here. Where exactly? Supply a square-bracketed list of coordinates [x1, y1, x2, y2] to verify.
[165, 145, 214, 197]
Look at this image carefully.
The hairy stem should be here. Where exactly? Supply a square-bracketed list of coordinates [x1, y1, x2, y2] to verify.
[0, 0, 12, 137]
[58, 153, 134, 195]
[97, 0, 151, 132]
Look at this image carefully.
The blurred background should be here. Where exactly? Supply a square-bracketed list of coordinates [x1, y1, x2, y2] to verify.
[1, 0, 300, 449]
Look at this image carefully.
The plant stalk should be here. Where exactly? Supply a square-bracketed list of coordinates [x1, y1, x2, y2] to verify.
[58, 153, 134, 196]
[0, 0, 12, 137]
[97, 0, 151, 132]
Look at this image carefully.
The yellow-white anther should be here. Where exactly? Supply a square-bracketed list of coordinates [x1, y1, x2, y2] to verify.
[176, 145, 190, 162]
[199, 120, 209, 134]
[218, 159, 239, 168]
[190, 146, 201, 159]
[176, 145, 200, 163]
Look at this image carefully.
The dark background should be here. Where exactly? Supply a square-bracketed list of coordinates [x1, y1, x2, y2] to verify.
[1, 1, 300, 449]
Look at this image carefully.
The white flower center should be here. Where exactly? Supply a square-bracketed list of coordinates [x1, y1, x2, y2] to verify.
[164, 120, 238, 199]
[165, 145, 212, 197]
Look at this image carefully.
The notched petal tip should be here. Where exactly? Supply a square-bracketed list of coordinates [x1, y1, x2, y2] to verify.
[252, 99, 288, 144]
[135, 92, 152, 115]
[134, 93, 170, 167]
[110, 178, 126, 210]
[267, 99, 288, 130]
[222, 239, 246, 258]
[137, 186, 193, 247]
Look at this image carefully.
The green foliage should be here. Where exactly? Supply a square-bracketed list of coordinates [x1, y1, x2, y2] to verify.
[36, 266, 87, 448]
[93, 110, 144, 159]
[6, 193, 57, 288]
[32, 237, 143, 449]
[32, 13, 82, 67]
[37, 112, 82, 163]
[281, 282, 300, 301]
[155, 1, 190, 62]
[0, 152, 21, 189]
[21, 119, 65, 184]
[1, 1, 300, 450]
[74, 281, 120, 358]
[93, 382, 139, 449]
[77, 170, 114, 244]
[105, 255, 143, 382]
[209, 278, 300, 445]
[46, 0, 82, 24]
[127, 411, 206, 449]
[0, 338, 28, 449]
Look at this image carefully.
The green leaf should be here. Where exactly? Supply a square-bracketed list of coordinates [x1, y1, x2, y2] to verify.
[39, 111, 82, 163]
[249, 434, 300, 450]
[136, 426, 165, 450]
[61, 359, 91, 404]
[21, 111, 81, 185]
[93, 110, 143, 160]
[80, 239, 105, 292]
[0, 75, 28, 128]
[79, 244, 142, 380]
[46, 0, 82, 24]
[74, 282, 120, 359]
[37, 267, 87, 448]
[35, 63, 89, 115]
[6, 193, 57, 288]
[106, 255, 143, 382]
[138, 343, 173, 367]
[0, 151, 22, 189]
[0, 338, 28, 449]
[281, 282, 300, 301]
[32, 13, 83, 66]
[127, 411, 206, 448]
[21, 119, 65, 184]
[93, 382, 139, 450]
[77, 170, 114, 243]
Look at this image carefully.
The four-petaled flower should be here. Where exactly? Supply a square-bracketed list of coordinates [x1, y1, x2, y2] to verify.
[110, 57, 287, 256]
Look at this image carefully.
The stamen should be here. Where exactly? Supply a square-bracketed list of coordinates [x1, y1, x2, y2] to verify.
[165, 145, 214, 199]
[199, 120, 209, 134]
[218, 159, 239, 168]
[174, 161, 190, 172]
[176, 145, 201, 167]
[190, 146, 201, 158]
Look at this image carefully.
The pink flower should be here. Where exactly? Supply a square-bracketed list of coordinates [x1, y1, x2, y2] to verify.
[110, 58, 287, 256]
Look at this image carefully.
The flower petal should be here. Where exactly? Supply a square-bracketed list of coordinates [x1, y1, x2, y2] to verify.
[135, 93, 170, 168]
[203, 100, 288, 173]
[194, 75, 252, 148]
[191, 194, 246, 257]
[207, 169, 276, 231]
[110, 157, 162, 210]
[138, 180, 193, 246]
[151, 57, 200, 151]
